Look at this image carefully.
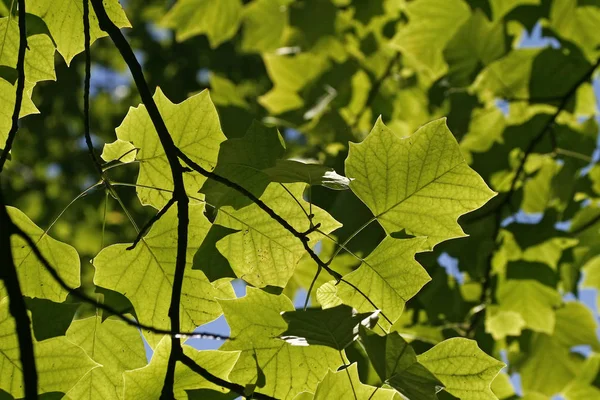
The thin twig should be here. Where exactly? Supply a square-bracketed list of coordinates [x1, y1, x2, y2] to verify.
[82, 0, 103, 177]
[0, 188, 38, 399]
[127, 196, 176, 250]
[0, 0, 27, 172]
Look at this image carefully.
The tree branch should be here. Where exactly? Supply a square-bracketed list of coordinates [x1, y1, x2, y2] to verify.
[0, 188, 38, 399]
[0, 0, 28, 172]
[82, 0, 104, 177]
[127, 196, 176, 250]
[90, 1, 191, 397]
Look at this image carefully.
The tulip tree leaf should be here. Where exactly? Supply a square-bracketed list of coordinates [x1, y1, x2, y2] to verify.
[280, 305, 375, 350]
[0, 79, 38, 150]
[360, 327, 443, 400]
[93, 204, 235, 348]
[0, 298, 99, 398]
[345, 117, 495, 249]
[201, 120, 285, 208]
[65, 315, 147, 400]
[0, 17, 56, 84]
[336, 237, 431, 323]
[391, 0, 471, 80]
[497, 279, 562, 334]
[161, 0, 243, 46]
[3, 206, 80, 303]
[214, 182, 341, 288]
[115, 88, 226, 208]
[219, 288, 339, 400]
[417, 338, 505, 400]
[29, 0, 131, 64]
[101, 139, 137, 164]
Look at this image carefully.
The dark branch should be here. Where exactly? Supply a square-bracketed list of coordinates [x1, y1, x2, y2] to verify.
[90, 1, 191, 397]
[0, 188, 38, 399]
[0, 0, 28, 172]
[180, 354, 279, 400]
[127, 196, 176, 250]
[82, 0, 104, 177]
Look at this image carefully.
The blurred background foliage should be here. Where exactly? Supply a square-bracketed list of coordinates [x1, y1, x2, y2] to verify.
[4, 0, 600, 398]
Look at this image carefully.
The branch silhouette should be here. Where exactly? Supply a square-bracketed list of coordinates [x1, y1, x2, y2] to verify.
[0, 1, 38, 398]
[0, 0, 27, 171]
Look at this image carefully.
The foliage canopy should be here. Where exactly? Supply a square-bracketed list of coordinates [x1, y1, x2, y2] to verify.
[2, 0, 600, 399]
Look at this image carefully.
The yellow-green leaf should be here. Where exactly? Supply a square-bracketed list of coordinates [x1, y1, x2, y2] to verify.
[29, 0, 131, 64]
[161, 0, 243, 46]
[345, 117, 495, 248]
[417, 338, 505, 400]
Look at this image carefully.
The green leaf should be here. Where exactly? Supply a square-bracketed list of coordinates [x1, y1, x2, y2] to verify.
[220, 288, 339, 399]
[496, 279, 562, 333]
[550, 0, 600, 59]
[0, 17, 56, 84]
[484, 308, 526, 340]
[443, 10, 505, 87]
[93, 204, 235, 348]
[518, 302, 598, 395]
[345, 117, 495, 248]
[360, 327, 443, 400]
[65, 315, 147, 400]
[241, 0, 291, 53]
[193, 224, 238, 282]
[101, 139, 137, 164]
[417, 338, 505, 400]
[259, 53, 330, 114]
[280, 305, 375, 350]
[490, 0, 540, 20]
[26, 298, 79, 341]
[124, 336, 240, 399]
[2, 206, 80, 302]
[29, 0, 131, 64]
[0, 79, 38, 150]
[0, 298, 99, 398]
[161, 0, 243, 46]
[316, 281, 343, 309]
[201, 121, 285, 208]
[311, 363, 397, 400]
[214, 182, 341, 288]
[564, 354, 600, 400]
[115, 88, 226, 208]
[391, 0, 471, 80]
[336, 237, 430, 323]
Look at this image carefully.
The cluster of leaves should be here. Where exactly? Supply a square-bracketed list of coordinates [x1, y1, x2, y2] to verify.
[2, 0, 600, 399]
